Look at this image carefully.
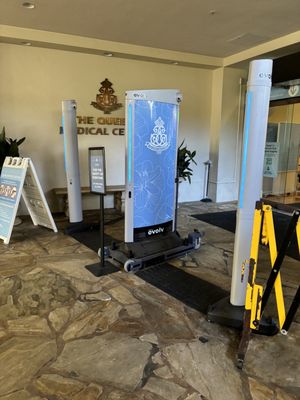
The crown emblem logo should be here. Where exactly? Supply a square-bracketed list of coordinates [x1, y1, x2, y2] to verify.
[145, 117, 170, 154]
[91, 78, 122, 114]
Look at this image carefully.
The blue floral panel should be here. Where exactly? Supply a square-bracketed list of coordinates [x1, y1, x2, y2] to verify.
[133, 100, 178, 228]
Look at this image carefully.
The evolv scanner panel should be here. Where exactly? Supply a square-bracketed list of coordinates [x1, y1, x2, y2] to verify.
[125, 90, 182, 243]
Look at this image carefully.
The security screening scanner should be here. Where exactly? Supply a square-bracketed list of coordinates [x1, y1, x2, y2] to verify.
[61, 100, 83, 224]
[61, 99, 96, 235]
[230, 60, 273, 307]
[208, 60, 277, 334]
[107, 89, 201, 272]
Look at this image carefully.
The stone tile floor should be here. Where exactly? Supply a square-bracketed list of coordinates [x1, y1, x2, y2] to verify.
[0, 201, 299, 400]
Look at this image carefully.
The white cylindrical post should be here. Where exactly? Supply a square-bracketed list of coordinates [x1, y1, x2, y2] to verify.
[62, 100, 83, 223]
[230, 60, 273, 306]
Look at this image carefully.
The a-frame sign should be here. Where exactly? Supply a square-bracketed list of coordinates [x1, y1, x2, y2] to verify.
[0, 157, 57, 244]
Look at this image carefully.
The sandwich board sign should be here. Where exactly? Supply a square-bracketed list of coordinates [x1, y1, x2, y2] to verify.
[0, 157, 57, 245]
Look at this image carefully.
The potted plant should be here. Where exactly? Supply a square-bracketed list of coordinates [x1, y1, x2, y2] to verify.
[0, 127, 26, 173]
[177, 140, 197, 183]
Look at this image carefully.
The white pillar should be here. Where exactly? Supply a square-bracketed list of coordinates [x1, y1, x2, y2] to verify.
[230, 60, 272, 306]
[62, 100, 83, 223]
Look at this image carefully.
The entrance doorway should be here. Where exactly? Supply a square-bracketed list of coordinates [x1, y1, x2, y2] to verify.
[263, 102, 300, 209]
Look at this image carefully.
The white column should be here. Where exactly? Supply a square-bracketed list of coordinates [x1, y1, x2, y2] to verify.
[230, 60, 273, 306]
[62, 100, 83, 223]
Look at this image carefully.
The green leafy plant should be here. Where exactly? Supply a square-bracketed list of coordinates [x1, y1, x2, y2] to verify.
[177, 140, 197, 183]
[0, 127, 26, 173]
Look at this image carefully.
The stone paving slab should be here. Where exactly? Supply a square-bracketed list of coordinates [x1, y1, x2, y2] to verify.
[245, 326, 300, 390]
[0, 337, 57, 396]
[163, 339, 245, 400]
[52, 332, 152, 391]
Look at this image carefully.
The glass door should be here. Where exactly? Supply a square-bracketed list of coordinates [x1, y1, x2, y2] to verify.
[263, 102, 300, 207]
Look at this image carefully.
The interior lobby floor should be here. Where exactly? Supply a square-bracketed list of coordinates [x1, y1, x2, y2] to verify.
[0, 201, 299, 400]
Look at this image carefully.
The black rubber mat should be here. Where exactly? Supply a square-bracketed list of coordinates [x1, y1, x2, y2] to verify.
[136, 263, 228, 314]
[192, 210, 237, 233]
[70, 225, 228, 313]
[191, 210, 299, 261]
[70, 228, 116, 253]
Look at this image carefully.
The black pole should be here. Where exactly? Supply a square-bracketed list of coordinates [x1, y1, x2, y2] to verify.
[201, 161, 212, 202]
[206, 162, 210, 198]
[85, 146, 119, 277]
[85, 194, 104, 277]
[281, 285, 300, 333]
[100, 194, 105, 269]
[85, 193, 119, 277]
[174, 170, 179, 231]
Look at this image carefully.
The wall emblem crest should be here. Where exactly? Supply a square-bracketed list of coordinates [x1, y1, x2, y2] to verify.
[91, 78, 122, 114]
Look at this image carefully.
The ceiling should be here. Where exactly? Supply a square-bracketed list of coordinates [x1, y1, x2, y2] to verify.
[1, 0, 300, 58]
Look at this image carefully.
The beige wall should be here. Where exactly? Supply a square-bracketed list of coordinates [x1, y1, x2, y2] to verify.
[217, 67, 247, 202]
[208, 67, 247, 202]
[0, 43, 213, 212]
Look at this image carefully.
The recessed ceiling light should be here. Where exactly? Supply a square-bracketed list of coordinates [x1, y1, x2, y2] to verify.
[104, 52, 113, 57]
[172, 61, 179, 65]
[22, 2, 35, 9]
[21, 41, 32, 46]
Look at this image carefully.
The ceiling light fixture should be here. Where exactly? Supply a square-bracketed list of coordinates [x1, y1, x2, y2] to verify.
[22, 2, 35, 8]
[104, 52, 113, 57]
[21, 41, 32, 46]
[172, 61, 179, 65]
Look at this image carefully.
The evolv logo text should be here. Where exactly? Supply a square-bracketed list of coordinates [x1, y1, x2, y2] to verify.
[258, 72, 272, 80]
[148, 227, 164, 236]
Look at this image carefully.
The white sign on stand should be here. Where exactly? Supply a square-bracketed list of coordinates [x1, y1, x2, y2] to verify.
[0, 157, 57, 245]
[263, 142, 280, 178]
[89, 147, 106, 195]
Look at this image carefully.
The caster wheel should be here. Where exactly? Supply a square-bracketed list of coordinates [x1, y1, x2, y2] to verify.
[124, 259, 134, 272]
[194, 239, 201, 250]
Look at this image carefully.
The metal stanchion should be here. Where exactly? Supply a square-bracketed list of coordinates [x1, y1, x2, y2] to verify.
[201, 160, 212, 202]
[85, 147, 119, 277]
